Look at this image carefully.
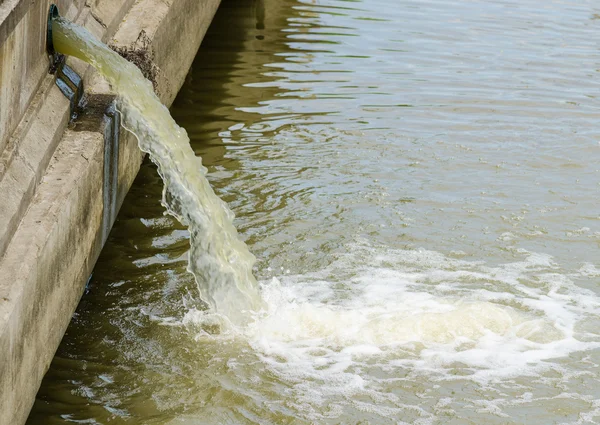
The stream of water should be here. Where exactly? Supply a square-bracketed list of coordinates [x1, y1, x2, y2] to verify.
[51, 15, 263, 324]
[29, 0, 600, 423]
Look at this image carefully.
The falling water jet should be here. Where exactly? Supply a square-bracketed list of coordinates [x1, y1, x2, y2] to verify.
[48, 7, 264, 325]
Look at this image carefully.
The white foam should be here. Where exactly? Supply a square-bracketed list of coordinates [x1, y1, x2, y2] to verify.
[179, 244, 600, 420]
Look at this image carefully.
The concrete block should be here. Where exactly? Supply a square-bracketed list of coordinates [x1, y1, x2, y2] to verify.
[111, 0, 222, 104]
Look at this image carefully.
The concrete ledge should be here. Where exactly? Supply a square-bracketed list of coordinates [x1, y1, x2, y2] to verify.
[0, 78, 71, 259]
[0, 0, 221, 423]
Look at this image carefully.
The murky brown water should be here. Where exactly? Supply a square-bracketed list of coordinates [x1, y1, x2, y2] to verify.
[28, 0, 600, 423]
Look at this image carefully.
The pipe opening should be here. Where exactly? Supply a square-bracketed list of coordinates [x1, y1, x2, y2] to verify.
[47, 4, 60, 55]
[47, 4, 64, 73]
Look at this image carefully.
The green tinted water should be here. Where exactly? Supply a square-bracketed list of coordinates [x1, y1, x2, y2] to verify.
[52, 13, 263, 323]
[28, 0, 600, 423]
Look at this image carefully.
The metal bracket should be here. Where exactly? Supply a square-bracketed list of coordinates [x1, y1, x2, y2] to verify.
[55, 63, 84, 118]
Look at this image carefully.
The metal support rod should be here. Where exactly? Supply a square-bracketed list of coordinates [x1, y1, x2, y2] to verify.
[101, 102, 121, 245]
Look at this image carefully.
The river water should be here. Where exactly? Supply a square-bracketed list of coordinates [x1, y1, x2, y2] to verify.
[28, 0, 600, 423]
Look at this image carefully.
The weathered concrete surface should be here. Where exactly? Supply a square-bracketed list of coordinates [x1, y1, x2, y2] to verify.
[0, 0, 221, 424]
[111, 0, 222, 104]
[0, 0, 138, 268]
[0, 131, 105, 425]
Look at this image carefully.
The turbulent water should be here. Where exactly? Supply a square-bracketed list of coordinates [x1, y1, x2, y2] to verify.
[30, 0, 600, 424]
[52, 17, 263, 323]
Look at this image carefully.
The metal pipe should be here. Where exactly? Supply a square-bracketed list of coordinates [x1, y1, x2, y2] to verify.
[46, 4, 83, 117]
[46, 4, 60, 56]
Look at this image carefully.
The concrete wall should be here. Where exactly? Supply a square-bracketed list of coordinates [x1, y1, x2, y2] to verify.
[0, 0, 221, 423]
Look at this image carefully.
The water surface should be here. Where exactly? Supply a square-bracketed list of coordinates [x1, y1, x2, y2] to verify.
[29, 0, 600, 423]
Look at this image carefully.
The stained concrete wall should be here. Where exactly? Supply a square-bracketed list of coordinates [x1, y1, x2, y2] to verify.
[0, 0, 221, 424]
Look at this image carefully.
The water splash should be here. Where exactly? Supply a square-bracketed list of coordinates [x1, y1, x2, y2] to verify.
[175, 243, 600, 421]
[52, 17, 264, 323]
